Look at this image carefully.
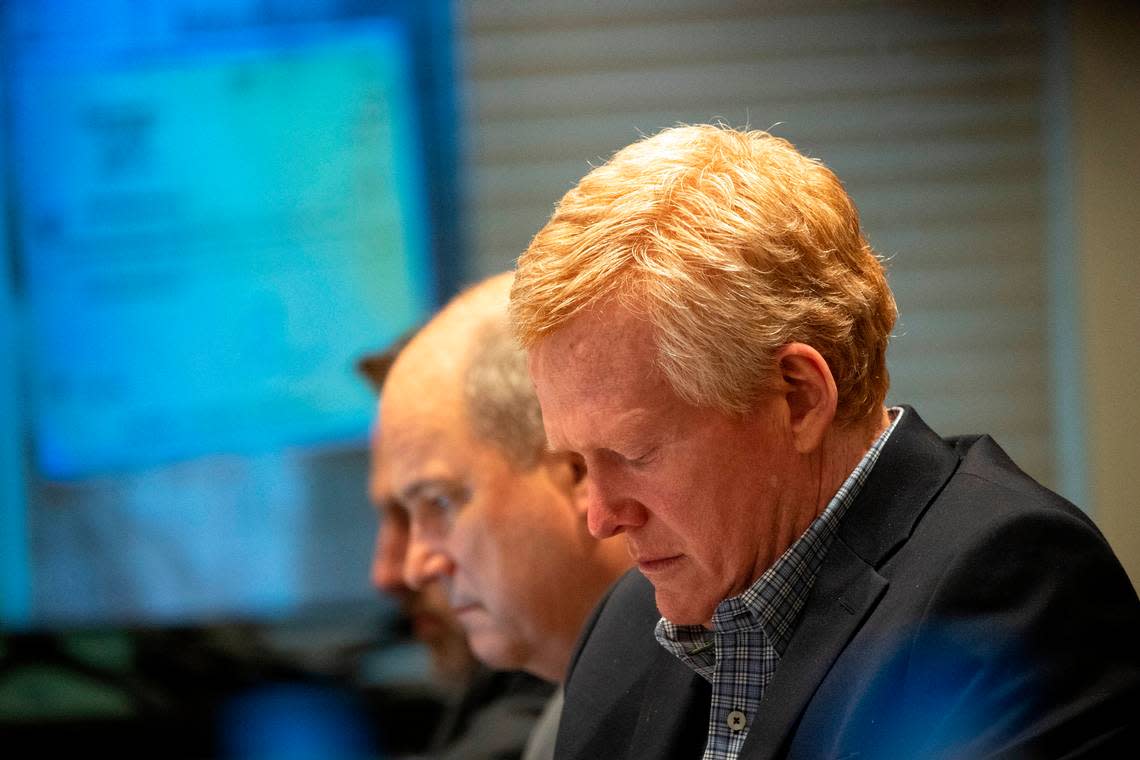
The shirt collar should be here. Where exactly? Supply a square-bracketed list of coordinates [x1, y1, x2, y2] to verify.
[656, 407, 903, 664]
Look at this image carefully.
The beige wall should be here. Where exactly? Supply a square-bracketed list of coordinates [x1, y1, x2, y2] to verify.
[1074, 1, 1140, 589]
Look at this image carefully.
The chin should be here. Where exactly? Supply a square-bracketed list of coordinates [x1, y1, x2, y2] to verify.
[655, 589, 716, 627]
[468, 628, 527, 673]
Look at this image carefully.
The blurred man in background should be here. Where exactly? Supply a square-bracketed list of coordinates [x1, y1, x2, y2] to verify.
[359, 341, 552, 760]
[361, 271, 632, 759]
[360, 347, 479, 688]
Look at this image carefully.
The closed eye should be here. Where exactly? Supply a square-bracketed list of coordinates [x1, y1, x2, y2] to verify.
[398, 479, 469, 536]
[627, 448, 658, 468]
[599, 446, 657, 469]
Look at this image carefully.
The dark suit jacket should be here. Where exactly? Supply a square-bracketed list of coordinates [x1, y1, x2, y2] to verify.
[430, 666, 555, 760]
[555, 408, 1140, 759]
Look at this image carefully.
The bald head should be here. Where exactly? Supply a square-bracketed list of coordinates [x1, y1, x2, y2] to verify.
[383, 272, 546, 470]
[372, 272, 633, 681]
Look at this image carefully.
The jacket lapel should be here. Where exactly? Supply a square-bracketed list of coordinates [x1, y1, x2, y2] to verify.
[627, 650, 711, 759]
[740, 540, 887, 760]
[740, 407, 961, 760]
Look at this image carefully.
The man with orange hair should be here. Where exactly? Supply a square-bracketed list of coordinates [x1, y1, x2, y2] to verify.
[511, 124, 1140, 759]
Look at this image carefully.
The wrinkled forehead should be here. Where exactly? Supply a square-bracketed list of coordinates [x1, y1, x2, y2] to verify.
[528, 303, 666, 406]
[376, 405, 466, 484]
[371, 368, 472, 490]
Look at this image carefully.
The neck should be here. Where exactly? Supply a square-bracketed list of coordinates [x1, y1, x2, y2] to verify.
[813, 406, 890, 515]
[529, 637, 573, 684]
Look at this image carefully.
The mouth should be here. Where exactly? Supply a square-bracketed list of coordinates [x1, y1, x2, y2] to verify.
[449, 596, 482, 618]
[636, 554, 684, 575]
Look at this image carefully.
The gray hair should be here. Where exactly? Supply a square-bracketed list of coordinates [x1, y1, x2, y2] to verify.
[463, 319, 546, 469]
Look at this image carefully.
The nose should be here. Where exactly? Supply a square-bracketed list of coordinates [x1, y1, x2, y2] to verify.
[584, 473, 648, 539]
[403, 527, 455, 591]
[371, 518, 409, 595]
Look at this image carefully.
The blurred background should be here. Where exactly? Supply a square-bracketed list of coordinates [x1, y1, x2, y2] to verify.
[1, 0, 1136, 756]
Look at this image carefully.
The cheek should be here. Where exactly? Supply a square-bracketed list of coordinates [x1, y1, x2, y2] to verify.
[495, 501, 573, 601]
[446, 513, 491, 584]
[450, 504, 530, 604]
[638, 471, 734, 558]
[636, 471, 694, 524]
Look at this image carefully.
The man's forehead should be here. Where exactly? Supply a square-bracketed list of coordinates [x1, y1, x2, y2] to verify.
[546, 302, 647, 355]
[529, 308, 690, 457]
[530, 305, 662, 401]
[377, 413, 460, 477]
[378, 339, 469, 447]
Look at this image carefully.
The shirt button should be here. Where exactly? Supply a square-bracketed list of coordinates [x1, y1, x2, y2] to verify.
[726, 710, 747, 731]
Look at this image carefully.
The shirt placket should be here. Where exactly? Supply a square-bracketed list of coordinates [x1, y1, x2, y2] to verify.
[704, 617, 766, 760]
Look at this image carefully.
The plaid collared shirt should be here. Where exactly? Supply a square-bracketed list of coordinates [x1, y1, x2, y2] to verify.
[655, 408, 903, 760]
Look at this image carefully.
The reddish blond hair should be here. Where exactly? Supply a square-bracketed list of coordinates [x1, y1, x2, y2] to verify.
[510, 124, 896, 424]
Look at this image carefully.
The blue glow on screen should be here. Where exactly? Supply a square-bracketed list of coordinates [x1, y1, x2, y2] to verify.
[10, 22, 431, 479]
[1, 1, 454, 630]
[1, 68, 33, 626]
[219, 683, 376, 759]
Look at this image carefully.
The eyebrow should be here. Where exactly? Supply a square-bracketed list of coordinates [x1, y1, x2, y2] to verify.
[371, 477, 453, 512]
[396, 477, 467, 506]
[543, 430, 651, 459]
[542, 408, 659, 458]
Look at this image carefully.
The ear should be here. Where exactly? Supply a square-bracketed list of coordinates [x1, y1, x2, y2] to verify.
[774, 343, 838, 454]
[543, 450, 590, 518]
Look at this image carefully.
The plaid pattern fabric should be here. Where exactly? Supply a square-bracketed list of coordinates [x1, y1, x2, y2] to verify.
[655, 408, 902, 760]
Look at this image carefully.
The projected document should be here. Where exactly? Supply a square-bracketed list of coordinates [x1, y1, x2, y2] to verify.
[9, 26, 431, 479]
